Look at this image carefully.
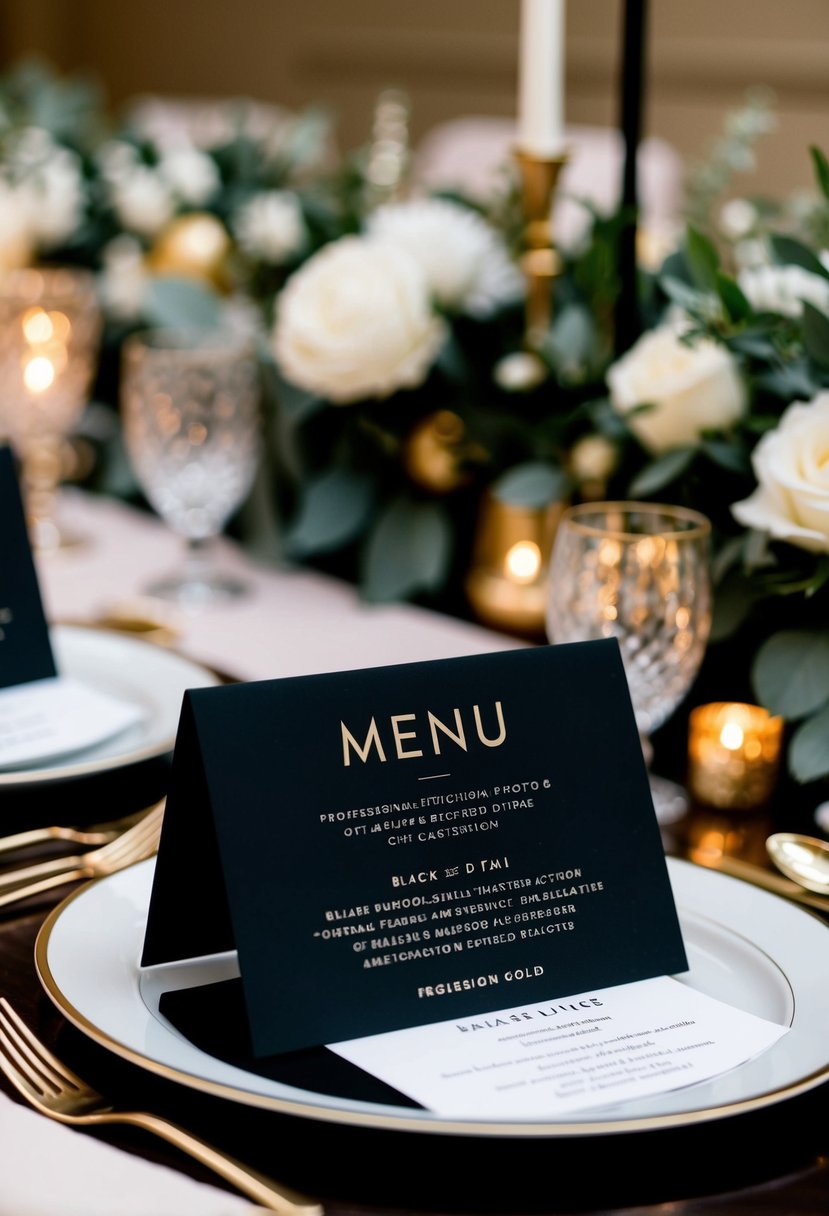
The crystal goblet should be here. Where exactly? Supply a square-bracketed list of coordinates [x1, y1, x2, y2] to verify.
[0, 266, 102, 551]
[545, 501, 712, 824]
[120, 327, 261, 609]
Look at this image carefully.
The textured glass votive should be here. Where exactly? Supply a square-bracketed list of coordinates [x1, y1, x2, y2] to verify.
[465, 492, 565, 638]
[687, 702, 783, 810]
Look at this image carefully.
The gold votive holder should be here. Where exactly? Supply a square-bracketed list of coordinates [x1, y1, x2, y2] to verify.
[465, 491, 565, 639]
[687, 701, 784, 811]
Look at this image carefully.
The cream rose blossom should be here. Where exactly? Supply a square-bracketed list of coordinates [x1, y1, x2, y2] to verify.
[272, 235, 447, 403]
[731, 391, 829, 553]
[607, 322, 747, 453]
[366, 198, 523, 318]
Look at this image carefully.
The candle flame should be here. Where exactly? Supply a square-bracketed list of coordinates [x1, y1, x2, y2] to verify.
[720, 721, 745, 751]
[23, 355, 56, 394]
[504, 540, 541, 584]
[22, 307, 53, 344]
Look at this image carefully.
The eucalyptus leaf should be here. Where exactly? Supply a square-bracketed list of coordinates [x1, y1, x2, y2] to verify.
[659, 248, 693, 287]
[709, 580, 756, 642]
[753, 629, 829, 719]
[715, 272, 751, 323]
[492, 461, 568, 508]
[728, 332, 778, 360]
[757, 362, 820, 401]
[435, 333, 467, 381]
[144, 276, 223, 330]
[811, 145, 829, 201]
[710, 535, 746, 585]
[701, 439, 752, 474]
[627, 447, 694, 497]
[770, 235, 829, 281]
[684, 226, 720, 292]
[789, 703, 829, 784]
[659, 275, 707, 315]
[802, 302, 829, 370]
[744, 527, 776, 570]
[546, 303, 595, 373]
[361, 498, 451, 603]
[286, 468, 374, 556]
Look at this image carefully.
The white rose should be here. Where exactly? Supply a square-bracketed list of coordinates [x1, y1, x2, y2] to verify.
[233, 190, 307, 264]
[738, 263, 829, 318]
[272, 235, 447, 404]
[23, 147, 86, 246]
[158, 148, 220, 206]
[365, 198, 523, 318]
[731, 391, 829, 553]
[99, 235, 148, 320]
[607, 322, 747, 453]
[110, 166, 175, 238]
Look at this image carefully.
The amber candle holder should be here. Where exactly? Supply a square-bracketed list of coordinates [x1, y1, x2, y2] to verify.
[465, 491, 566, 638]
[514, 147, 569, 350]
[0, 266, 102, 550]
[687, 702, 784, 811]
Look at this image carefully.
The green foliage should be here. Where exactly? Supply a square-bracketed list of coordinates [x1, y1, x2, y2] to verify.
[492, 462, 569, 508]
[285, 469, 375, 557]
[361, 498, 452, 603]
[753, 630, 829, 719]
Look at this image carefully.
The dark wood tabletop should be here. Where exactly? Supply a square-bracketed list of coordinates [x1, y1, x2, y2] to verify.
[2, 765, 828, 1216]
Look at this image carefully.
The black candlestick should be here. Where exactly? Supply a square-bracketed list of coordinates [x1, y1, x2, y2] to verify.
[614, 0, 648, 356]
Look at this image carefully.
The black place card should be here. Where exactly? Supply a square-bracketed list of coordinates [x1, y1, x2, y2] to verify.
[143, 639, 688, 1057]
[0, 445, 57, 688]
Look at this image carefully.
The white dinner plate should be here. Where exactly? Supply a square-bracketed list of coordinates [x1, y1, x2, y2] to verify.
[35, 855, 829, 1137]
[0, 625, 221, 788]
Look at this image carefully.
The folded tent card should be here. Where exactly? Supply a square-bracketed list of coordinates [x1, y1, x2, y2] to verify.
[0, 444, 145, 769]
[146, 639, 691, 1047]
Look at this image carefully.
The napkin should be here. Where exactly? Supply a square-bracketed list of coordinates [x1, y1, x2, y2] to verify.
[0, 1090, 268, 1215]
[0, 676, 145, 770]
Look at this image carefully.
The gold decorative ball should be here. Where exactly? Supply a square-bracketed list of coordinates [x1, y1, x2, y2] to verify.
[568, 434, 618, 500]
[403, 410, 479, 494]
[147, 213, 232, 290]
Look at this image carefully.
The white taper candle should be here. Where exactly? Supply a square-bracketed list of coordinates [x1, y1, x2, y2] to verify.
[517, 0, 566, 157]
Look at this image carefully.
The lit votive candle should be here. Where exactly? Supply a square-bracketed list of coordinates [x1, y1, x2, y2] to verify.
[688, 702, 784, 810]
[465, 492, 565, 638]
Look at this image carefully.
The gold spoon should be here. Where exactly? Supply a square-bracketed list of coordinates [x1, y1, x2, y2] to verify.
[766, 832, 829, 896]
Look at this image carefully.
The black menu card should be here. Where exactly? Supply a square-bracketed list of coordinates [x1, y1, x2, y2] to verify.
[0, 444, 57, 688]
[143, 639, 687, 1056]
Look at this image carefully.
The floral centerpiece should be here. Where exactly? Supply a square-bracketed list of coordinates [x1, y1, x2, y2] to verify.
[597, 149, 829, 791]
[2, 60, 828, 797]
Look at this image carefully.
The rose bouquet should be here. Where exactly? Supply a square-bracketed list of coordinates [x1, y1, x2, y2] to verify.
[594, 148, 829, 790]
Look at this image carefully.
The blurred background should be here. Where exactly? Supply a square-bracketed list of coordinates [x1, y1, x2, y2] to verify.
[2, 0, 827, 198]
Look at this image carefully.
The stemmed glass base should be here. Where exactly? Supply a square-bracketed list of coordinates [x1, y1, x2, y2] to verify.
[640, 734, 689, 825]
[647, 772, 690, 825]
[145, 538, 248, 610]
[22, 437, 87, 554]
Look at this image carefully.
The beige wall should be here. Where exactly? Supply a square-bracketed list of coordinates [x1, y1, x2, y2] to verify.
[2, 0, 827, 201]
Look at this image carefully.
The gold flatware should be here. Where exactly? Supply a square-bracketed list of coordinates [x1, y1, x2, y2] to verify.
[0, 808, 149, 856]
[766, 831, 829, 896]
[695, 851, 829, 914]
[0, 800, 164, 909]
[0, 998, 322, 1216]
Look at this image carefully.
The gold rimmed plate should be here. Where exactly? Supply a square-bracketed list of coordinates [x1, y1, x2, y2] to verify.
[0, 625, 222, 790]
[34, 856, 829, 1137]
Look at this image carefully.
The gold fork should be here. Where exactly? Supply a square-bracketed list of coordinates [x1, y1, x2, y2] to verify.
[0, 807, 150, 856]
[0, 998, 322, 1215]
[0, 801, 164, 909]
